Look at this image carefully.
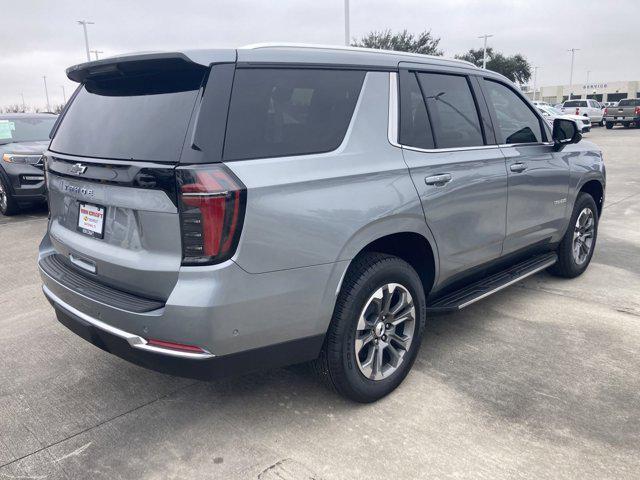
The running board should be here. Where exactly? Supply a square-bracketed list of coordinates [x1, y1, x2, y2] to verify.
[426, 252, 557, 314]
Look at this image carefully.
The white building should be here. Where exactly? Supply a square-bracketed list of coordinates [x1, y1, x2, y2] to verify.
[523, 80, 639, 104]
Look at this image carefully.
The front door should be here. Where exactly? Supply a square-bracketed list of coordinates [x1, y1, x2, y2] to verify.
[479, 78, 570, 255]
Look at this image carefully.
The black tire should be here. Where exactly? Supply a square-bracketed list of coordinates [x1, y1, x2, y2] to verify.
[0, 173, 19, 216]
[313, 252, 427, 403]
[548, 192, 598, 278]
[605, 122, 613, 129]
[598, 119, 604, 127]
[623, 123, 630, 128]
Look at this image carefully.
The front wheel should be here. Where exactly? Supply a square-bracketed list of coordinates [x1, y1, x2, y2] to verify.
[0, 174, 19, 216]
[313, 253, 426, 403]
[549, 193, 598, 278]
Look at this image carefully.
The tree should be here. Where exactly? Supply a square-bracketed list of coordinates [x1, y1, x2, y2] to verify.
[2, 104, 27, 113]
[352, 29, 443, 56]
[456, 47, 531, 84]
[52, 103, 66, 114]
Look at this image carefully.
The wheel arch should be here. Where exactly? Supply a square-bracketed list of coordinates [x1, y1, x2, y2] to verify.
[578, 178, 604, 216]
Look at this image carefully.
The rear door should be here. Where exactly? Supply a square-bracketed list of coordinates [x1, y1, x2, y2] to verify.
[46, 60, 208, 300]
[479, 77, 570, 255]
[397, 66, 508, 284]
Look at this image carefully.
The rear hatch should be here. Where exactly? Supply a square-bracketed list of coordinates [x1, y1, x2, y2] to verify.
[46, 56, 207, 301]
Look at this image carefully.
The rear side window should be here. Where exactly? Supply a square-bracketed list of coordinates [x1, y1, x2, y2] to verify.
[399, 72, 434, 149]
[51, 68, 204, 162]
[618, 99, 640, 107]
[223, 69, 365, 161]
[416, 73, 484, 148]
[564, 100, 587, 108]
[483, 80, 542, 144]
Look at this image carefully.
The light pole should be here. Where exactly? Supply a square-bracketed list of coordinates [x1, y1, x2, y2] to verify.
[43, 76, 50, 112]
[77, 20, 95, 61]
[532, 66, 541, 101]
[585, 70, 591, 99]
[478, 34, 493, 69]
[568, 48, 579, 92]
[344, 0, 350, 46]
[90, 49, 103, 60]
[61, 86, 67, 104]
[20, 92, 26, 112]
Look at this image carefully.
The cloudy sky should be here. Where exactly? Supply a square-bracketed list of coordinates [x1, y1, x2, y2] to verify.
[2, 0, 639, 108]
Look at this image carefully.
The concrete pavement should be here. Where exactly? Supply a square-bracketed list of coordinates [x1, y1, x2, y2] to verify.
[1, 126, 639, 479]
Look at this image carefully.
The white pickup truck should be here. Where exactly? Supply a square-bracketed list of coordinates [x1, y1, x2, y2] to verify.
[561, 99, 604, 126]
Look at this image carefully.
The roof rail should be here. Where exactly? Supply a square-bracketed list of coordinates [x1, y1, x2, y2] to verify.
[240, 42, 478, 68]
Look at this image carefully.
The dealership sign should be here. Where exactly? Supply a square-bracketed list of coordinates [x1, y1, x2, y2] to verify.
[583, 83, 607, 90]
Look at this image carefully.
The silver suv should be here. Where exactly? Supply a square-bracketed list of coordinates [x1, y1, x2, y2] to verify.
[39, 45, 605, 402]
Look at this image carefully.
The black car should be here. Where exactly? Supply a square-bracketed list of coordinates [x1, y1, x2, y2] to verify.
[0, 113, 57, 215]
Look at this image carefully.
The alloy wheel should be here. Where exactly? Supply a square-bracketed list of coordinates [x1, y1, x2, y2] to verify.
[572, 207, 595, 265]
[0, 181, 7, 213]
[355, 283, 416, 381]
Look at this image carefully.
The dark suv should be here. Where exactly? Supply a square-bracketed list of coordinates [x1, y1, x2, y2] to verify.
[39, 45, 605, 402]
[0, 113, 57, 215]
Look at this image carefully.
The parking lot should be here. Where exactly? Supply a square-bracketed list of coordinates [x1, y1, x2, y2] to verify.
[0, 126, 638, 479]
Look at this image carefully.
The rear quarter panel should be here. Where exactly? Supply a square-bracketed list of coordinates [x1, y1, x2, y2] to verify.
[225, 72, 431, 275]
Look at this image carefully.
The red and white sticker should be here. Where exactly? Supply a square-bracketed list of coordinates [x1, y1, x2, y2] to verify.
[78, 203, 105, 237]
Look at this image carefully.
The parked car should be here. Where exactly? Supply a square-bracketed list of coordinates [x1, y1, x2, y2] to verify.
[603, 98, 640, 129]
[561, 99, 604, 126]
[0, 113, 57, 215]
[38, 45, 605, 402]
[536, 105, 591, 133]
[602, 101, 618, 108]
[532, 100, 551, 107]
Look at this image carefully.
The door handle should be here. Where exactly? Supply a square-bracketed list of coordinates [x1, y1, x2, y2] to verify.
[510, 162, 527, 173]
[425, 173, 452, 186]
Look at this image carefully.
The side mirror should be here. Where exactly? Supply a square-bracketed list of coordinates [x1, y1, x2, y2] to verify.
[552, 118, 582, 151]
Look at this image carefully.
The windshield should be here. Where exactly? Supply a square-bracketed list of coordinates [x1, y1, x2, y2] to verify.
[50, 68, 204, 162]
[0, 116, 57, 145]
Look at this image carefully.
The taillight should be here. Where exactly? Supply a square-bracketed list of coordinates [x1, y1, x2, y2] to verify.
[635, 106, 640, 115]
[604, 107, 608, 115]
[575, 108, 580, 115]
[176, 164, 246, 265]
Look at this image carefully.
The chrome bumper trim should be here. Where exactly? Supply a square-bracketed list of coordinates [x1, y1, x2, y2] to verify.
[42, 285, 215, 360]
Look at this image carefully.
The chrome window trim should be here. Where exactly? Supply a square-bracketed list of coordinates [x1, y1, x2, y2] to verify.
[388, 72, 555, 153]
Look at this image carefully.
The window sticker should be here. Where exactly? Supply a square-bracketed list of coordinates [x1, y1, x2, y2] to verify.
[0, 120, 15, 140]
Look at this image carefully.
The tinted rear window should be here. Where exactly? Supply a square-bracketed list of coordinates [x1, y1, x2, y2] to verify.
[563, 100, 587, 108]
[50, 69, 204, 162]
[223, 69, 365, 161]
[618, 99, 639, 107]
[0, 116, 57, 144]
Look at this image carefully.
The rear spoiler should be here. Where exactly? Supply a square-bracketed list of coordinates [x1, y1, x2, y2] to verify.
[66, 50, 236, 83]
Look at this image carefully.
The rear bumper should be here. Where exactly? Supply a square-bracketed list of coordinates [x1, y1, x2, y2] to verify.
[44, 285, 323, 380]
[0, 163, 46, 203]
[38, 233, 345, 379]
[604, 116, 640, 124]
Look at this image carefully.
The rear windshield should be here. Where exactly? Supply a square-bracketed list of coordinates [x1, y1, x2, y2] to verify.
[223, 68, 365, 161]
[0, 116, 57, 145]
[618, 99, 639, 107]
[50, 69, 204, 162]
[563, 100, 587, 108]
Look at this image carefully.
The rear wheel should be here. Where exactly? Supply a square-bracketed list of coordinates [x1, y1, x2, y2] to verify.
[605, 122, 613, 129]
[313, 252, 426, 403]
[549, 193, 598, 278]
[0, 174, 19, 216]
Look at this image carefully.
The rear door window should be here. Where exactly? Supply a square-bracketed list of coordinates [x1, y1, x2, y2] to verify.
[223, 69, 365, 161]
[399, 72, 434, 149]
[416, 72, 484, 148]
[618, 99, 640, 107]
[483, 80, 543, 144]
[50, 68, 204, 162]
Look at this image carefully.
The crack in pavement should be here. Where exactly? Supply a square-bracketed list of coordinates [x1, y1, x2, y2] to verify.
[0, 381, 200, 472]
